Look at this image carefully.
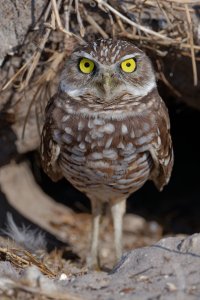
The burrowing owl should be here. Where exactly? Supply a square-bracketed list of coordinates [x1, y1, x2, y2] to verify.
[41, 39, 173, 268]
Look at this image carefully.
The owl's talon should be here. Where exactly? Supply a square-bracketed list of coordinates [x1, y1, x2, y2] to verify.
[86, 254, 100, 271]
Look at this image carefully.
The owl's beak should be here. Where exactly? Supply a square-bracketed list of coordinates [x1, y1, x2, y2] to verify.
[101, 73, 113, 98]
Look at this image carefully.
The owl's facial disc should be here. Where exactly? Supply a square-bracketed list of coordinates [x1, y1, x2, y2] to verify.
[60, 39, 157, 103]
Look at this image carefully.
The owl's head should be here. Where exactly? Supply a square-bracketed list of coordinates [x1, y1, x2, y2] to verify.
[60, 39, 156, 104]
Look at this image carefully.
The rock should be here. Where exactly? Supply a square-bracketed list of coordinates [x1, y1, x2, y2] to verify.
[123, 214, 147, 234]
[65, 234, 200, 299]
[0, 0, 46, 65]
[177, 233, 200, 255]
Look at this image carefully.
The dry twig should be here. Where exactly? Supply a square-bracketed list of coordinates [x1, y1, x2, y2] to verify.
[0, 247, 55, 277]
[83, 9, 109, 38]
[95, 0, 174, 41]
[184, 3, 198, 86]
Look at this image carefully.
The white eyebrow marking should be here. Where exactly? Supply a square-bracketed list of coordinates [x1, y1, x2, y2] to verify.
[75, 51, 96, 61]
[119, 53, 141, 62]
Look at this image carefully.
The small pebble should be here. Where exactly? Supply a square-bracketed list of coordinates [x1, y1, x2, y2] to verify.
[166, 282, 177, 292]
[138, 275, 149, 282]
[59, 273, 68, 281]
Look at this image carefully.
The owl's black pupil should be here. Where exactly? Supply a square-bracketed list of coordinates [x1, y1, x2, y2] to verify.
[84, 62, 90, 68]
[126, 62, 131, 67]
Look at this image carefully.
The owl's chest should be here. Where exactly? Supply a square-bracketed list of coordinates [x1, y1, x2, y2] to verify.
[60, 115, 137, 159]
[56, 113, 153, 183]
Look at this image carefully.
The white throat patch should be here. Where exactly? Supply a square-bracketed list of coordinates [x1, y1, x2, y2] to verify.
[60, 81, 86, 97]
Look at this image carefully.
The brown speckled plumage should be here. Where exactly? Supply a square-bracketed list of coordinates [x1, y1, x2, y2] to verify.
[40, 39, 173, 268]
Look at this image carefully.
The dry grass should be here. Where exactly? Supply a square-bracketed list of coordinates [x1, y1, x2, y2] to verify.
[0, 247, 55, 277]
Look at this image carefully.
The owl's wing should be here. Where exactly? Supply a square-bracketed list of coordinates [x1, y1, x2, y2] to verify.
[40, 94, 63, 181]
[149, 99, 174, 191]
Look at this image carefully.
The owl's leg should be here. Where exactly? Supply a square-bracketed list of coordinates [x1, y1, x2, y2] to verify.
[110, 198, 126, 262]
[87, 198, 103, 269]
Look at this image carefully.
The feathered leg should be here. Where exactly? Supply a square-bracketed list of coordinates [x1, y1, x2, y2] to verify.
[87, 198, 103, 269]
[110, 198, 126, 262]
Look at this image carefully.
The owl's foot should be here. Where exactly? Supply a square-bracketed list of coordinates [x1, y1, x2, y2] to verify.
[86, 254, 101, 271]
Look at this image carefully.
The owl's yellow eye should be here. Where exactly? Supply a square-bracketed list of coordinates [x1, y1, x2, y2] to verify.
[120, 58, 136, 73]
[79, 58, 95, 74]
